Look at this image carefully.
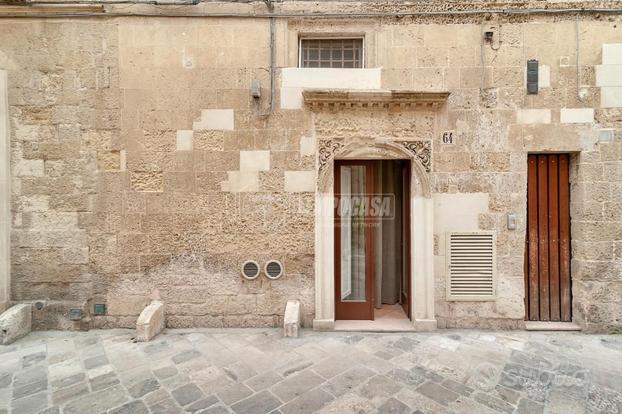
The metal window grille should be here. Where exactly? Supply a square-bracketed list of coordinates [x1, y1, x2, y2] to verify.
[299, 38, 364, 68]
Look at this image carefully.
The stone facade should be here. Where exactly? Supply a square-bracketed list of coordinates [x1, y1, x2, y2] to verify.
[0, 2, 621, 333]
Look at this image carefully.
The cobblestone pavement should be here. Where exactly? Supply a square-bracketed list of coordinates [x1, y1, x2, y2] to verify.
[1, 329, 622, 414]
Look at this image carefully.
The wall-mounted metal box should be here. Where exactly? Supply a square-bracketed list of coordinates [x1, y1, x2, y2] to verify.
[527, 59, 539, 94]
[69, 308, 83, 321]
[93, 304, 106, 316]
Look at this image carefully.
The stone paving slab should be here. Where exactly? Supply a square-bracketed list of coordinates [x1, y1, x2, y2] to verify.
[0, 329, 621, 413]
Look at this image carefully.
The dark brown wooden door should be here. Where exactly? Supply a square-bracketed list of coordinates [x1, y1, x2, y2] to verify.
[526, 154, 572, 321]
[335, 160, 375, 320]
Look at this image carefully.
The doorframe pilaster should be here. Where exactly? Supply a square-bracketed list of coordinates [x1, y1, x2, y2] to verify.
[0, 70, 10, 312]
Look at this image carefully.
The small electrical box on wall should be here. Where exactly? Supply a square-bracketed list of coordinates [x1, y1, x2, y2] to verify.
[527, 59, 539, 94]
[507, 213, 517, 230]
[69, 308, 83, 321]
[93, 304, 107, 316]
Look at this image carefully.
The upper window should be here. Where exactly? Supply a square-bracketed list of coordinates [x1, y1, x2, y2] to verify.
[299, 38, 364, 68]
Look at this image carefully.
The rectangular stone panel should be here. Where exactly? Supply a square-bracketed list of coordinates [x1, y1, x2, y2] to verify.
[284, 171, 315, 192]
[280, 68, 382, 109]
[602, 43, 622, 64]
[516, 109, 551, 124]
[560, 108, 594, 124]
[595, 65, 622, 86]
[601, 86, 622, 108]
[240, 151, 270, 171]
[193, 109, 234, 130]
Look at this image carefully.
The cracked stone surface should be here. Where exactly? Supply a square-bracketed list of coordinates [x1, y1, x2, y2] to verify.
[0, 329, 621, 414]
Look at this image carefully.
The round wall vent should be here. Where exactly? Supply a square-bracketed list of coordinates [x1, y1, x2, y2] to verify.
[241, 260, 261, 280]
[264, 260, 283, 280]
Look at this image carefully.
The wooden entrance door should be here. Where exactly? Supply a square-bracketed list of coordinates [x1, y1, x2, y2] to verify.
[334, 160, 411, 321]
[335, 161, 375, 320]
[526, 154, 572, 321]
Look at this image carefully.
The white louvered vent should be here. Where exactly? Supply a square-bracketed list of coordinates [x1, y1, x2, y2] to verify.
[446, 232, 496, 301]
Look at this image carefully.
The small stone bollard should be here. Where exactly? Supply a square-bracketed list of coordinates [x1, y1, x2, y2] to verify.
[0, 304, 32, 345]
[284, 300, 301, 338]
[136, 300, 165, 342]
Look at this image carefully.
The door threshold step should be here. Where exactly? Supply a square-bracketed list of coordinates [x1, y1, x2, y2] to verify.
[334, 319, 416, 332]
[525, 321, 582, 331]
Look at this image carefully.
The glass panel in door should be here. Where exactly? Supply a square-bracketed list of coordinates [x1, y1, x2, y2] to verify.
[335, 161, 374, 320]
[340, 165, 366, 302]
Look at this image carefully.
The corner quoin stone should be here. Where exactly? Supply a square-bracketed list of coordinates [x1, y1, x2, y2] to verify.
[136, 300, 165, 342]
[0, 304, 32, 345]
[284, 300, 301, 338]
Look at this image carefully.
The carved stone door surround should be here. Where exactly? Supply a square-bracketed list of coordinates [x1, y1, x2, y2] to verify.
[306, 90, 449, 331]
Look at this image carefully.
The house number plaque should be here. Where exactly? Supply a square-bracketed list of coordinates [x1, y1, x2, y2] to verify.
[442, 131, 454, 144]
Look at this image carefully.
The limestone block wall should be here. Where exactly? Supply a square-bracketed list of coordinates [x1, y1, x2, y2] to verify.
[372, 20, 622, 331]
[99, 18, 317, 328]
[2, 21, 119, 329]
[0, 9, 621, 332]
[0, 18, 316, 329]
[572, 43, 622, 332]
[293, 17, 622, 331]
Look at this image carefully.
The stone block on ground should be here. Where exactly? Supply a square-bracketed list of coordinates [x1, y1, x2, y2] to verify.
[0, 303, 32, 345]
[284, 300, 301, 338]
[136, 300, 165, 342]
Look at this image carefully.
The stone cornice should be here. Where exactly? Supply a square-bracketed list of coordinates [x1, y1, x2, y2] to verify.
[303, 90, 450, 111]
[2, 1, 622, 18]
[2, 1, 621, 18]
